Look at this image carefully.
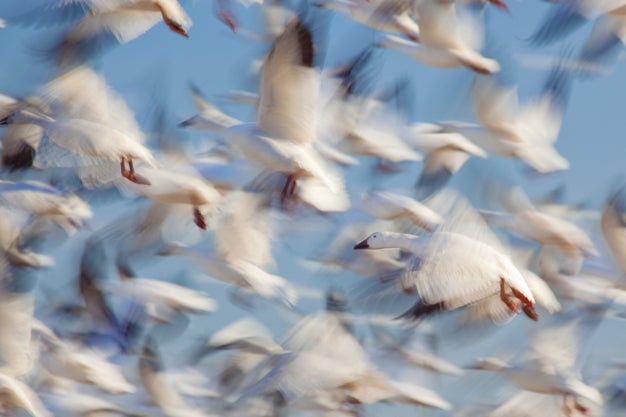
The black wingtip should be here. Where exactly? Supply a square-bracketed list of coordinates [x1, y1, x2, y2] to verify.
[395, 300, 445, 321]
[293, 19, 314, 68]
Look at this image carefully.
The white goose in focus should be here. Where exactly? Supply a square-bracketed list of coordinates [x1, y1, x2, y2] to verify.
[353, 230, 537, 320]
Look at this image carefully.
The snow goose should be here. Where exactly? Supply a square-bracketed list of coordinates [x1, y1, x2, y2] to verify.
[100, 276, 217, 318]
[377, 0, 500, 73]
[121, 166, 222, 230]
[354, 190, 537, 321]
[26, 0, 192, 66]
[444, 61, 571, 173]
[0, 180, 92, 236]
[530, 0, 626, 65]
[401, 122, 487, 199]
[41, 66, 156, 186]
[223, 18, 344, 208]
[467, 312, 605, 415]
[481, 186, 599, 261]
[355, 230, 537, 319]
[320, 49, 423, 165]
[231, 313, 451, 411]
[163, 192, 298, 307]
[2, 67, 156, 186]
[315, 0, 421, 41]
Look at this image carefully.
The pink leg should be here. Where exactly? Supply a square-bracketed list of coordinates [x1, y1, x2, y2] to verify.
[122, 158, 151, 185]
[280, 174, 297, 210]
[193, 207, 206, 230]
[500, 278, 518, 313]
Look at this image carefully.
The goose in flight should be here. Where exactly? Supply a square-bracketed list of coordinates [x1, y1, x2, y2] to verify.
[2, 66, 156, 186]
[377, 0, 500, 74]
[315, 0, 421, 41]
[14, 0, 193, 66]
[222, 18, 343, 208]
[468, 312, 605, 415]
[443, 60, 571, 173]
[530, 0, 626, 69]
[354, 230, 537, 320]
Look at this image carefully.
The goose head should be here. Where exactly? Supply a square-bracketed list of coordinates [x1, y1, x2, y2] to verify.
[353, 231, 388, 249]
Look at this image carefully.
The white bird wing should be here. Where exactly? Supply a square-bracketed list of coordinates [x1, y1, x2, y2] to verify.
[215, 191, 274, 268]
[579, 14, 626, 64]
[209, 317, 278, 350]
[102, 278, 217, 313]
[415, 0, 462, 49]
[425, 188, 507, 253]
[415, 148, 472, 200]
[472, 76, 520, 138]
[525, 315, 594, 375]
[43, 66, 145, 142]
[236, 314, 370, 402]
[516, 62, 570, 160]
[182, 84, 241, 130]
[404, 234, 501, 309]
[234, 261, 298, 307]
[52, 4, 164, 65]
[256, 18, 319, 145]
